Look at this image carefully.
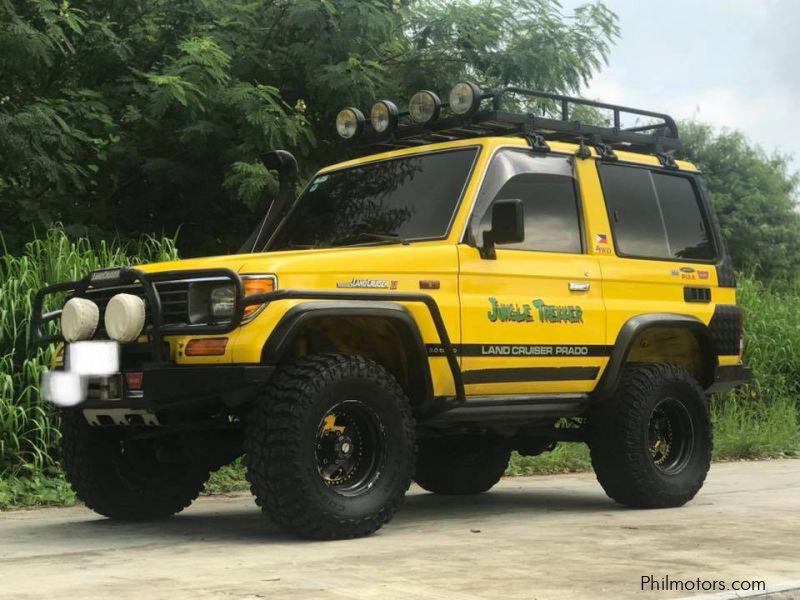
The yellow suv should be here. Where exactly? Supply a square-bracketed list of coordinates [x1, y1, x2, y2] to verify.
[33, 84, 749, 539]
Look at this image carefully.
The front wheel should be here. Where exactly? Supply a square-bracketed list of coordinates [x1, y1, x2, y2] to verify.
[60, 411, 211, 520]
[244, 354, 416, 540]
[588, 363, 712, 508]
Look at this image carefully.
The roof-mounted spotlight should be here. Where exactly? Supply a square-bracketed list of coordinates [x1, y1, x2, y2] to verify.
[370, 100, 399, 135]
[409, 90, 441, 125]
[336, 107, 365, 140]
[449, 81, 483, 116]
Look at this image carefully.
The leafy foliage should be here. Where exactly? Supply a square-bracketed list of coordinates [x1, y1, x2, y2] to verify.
[680, 122, 800, 280]
[1, 0, 618, 255]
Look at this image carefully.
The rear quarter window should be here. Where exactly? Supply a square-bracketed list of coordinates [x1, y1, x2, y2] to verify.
[598, 163, 716, 262]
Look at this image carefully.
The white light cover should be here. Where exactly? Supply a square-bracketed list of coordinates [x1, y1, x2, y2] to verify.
[41, 370, 88, 407]
[68, 340, 120, 376]
[61, 297, 99, 342]
[105, 293, 146, 343]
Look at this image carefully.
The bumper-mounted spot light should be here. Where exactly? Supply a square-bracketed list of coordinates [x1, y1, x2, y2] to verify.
[61, 297, 99, 342]
[449, 81, 483, 115]
[409, 90, 441, 125]
[336, 107, 365, 140]
[104, 293, 146, 343]
[370, 100, 399, 134]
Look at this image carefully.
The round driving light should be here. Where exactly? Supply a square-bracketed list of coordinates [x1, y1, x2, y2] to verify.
[370, 100, 399, 134]
[61, 297, 99, 342]
[336, 107, 365, 139]
[409, 90, 441, 124]
[449, 81, 482, 115]
[104, 293, 146, 343]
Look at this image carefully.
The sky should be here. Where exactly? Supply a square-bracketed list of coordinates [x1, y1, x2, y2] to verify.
[562, 0, 800, 171]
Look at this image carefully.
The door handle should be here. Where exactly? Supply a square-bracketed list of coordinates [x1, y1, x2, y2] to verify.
[568, 282, 590, 292]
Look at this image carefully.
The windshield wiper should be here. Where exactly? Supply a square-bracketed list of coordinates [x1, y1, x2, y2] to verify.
[331, 232, 410, 247]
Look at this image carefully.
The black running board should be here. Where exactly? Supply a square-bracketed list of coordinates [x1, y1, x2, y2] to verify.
[421, 394, 589, 425]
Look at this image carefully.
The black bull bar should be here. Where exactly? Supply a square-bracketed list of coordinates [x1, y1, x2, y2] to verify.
[30, 267, 465, 402]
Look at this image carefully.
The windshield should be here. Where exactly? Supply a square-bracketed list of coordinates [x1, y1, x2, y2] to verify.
[267, 147, 478, 250]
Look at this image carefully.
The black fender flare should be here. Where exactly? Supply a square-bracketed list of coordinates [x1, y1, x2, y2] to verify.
[260, 301, 434, 406]
[593, 313, 718, 399]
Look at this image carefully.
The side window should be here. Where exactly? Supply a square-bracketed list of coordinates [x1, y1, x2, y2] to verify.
[598, 163, 715, 261]
[472, 151, 583, 254]
[597, 165, 668, 258]
[652, 173, 715, 260]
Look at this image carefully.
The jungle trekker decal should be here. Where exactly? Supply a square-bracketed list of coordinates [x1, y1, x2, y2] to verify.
[486, 297, 583, 324]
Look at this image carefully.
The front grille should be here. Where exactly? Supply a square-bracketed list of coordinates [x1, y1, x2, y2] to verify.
[82, 281, 190, 336]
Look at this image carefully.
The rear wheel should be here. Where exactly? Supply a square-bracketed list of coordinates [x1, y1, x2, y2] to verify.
[588, 363, 712, 508]
[60, 411, 211, 520]
[415, 435, 510, 495]
[244, 354, 416, 540]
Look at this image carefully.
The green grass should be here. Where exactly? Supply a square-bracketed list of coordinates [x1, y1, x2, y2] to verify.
[506, 446, 591, 476]
[0, 469, 76, 510]
[205, 460, 249, 494]
[711, 395, 800, 459]
[0, 461, 251, 509]
[0, 227, 798, 507]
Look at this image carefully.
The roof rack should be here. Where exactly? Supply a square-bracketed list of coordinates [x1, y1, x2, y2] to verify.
[357, 86, 681, 156]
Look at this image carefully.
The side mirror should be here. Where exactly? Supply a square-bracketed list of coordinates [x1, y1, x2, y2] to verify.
[480, 198, 524, 259]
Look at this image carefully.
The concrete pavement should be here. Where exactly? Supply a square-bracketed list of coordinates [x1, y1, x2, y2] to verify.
[0, 460, 798, 599]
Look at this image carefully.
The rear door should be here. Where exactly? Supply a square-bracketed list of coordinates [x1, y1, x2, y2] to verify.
[457, 149, 606, 396]
[592, 162, 721, 350]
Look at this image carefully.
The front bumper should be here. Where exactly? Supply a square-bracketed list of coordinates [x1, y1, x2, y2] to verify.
[81, 364, 275, 411]
[707, 364, 751, 394]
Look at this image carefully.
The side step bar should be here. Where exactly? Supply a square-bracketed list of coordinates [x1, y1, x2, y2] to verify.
[421, 394, 589, 425]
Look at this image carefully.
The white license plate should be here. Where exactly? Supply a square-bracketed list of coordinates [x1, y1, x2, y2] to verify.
[67, 341, 120, 376]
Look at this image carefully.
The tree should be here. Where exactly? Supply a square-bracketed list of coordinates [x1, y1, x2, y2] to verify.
[0, 0, 618, 255]
[680, 122, 800, 281]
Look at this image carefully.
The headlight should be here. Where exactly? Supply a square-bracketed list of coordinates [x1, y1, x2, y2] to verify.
[370, 100, 399, 134]
[449, 81, 482, 115]
[336, 107, 365, 139]
[409, 90, 441, 124]
[210, 285, 235, 318]
[188, 275, 276, 324]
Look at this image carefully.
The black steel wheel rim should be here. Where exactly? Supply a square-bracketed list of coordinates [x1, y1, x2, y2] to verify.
[315, 400, 385, 496]
[647, 397, 695, 475]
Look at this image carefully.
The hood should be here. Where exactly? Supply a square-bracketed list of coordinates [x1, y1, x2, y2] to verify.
[134, 243, 454, 280]
[135, 253, 250, 275]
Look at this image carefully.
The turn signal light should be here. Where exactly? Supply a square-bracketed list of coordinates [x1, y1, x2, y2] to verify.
[185, 338, 228, 356]
[243, 277, 276, 317]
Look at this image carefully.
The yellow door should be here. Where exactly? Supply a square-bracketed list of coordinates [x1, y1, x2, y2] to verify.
[457, 149, 606, 396]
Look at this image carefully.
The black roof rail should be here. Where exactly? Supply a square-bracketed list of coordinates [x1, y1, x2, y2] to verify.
[355, 86, 681, 156]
